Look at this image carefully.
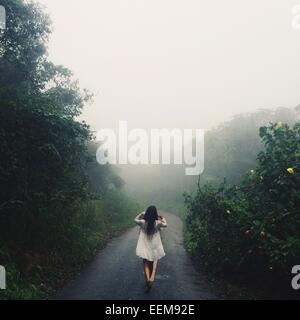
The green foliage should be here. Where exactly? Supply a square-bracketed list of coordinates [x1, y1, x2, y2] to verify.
[0, 0, 140, 300]
[0, 0, 92, 255]
[118, 107, 299, 217]
[185, 122, 300, 285]
[0, 193, 140, 300]
[203, 108, 299, 184]
[0, 263, 41, 300]
[0, 0, 91, 118]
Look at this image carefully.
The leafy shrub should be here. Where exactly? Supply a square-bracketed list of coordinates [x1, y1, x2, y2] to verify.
[185, 122, 300, 287]
[0, 263, 41, 300]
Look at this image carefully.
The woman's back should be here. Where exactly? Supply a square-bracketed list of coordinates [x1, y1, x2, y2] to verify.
[134, 206, 167, 292]
[135, 215, 167, 233]
[134, 211, 167, 262]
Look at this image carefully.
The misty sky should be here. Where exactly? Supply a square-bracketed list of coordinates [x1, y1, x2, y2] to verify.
[38, 0, 300, 131]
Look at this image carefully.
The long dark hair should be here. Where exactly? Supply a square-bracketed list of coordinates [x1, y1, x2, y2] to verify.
[144, 205, 158, 237]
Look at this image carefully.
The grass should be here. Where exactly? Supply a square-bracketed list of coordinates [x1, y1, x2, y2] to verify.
[0, 193, 142, 300]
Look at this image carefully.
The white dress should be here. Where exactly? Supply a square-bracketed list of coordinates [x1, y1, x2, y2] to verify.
[134, 213, 167, 262]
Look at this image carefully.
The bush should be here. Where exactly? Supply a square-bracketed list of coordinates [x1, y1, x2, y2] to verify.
[0, 193, 141, 300]
[185, 122, 300, 289]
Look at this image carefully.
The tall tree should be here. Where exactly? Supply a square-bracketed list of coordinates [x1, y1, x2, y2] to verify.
[0, 0, 92, 249]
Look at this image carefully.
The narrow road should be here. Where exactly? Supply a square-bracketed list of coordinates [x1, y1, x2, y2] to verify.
[57, 212, 224, 300]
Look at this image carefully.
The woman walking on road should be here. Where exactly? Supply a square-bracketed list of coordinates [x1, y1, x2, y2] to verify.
[134, 206, 167, 292]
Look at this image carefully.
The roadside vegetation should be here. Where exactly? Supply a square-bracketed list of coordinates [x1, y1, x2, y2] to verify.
[184, 115, 300, 298]
[0, 0, 140, 299]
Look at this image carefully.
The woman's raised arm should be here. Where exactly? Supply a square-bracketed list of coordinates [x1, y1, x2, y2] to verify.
[158, 217, 167, 229]
[134, 212, 145, 226]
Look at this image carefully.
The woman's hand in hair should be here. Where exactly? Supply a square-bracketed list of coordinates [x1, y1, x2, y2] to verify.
[134, 212, 145, 226]
[158, 216, 167, 228]
[139, 212, 145, 219]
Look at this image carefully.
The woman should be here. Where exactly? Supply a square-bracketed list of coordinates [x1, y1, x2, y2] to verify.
[134, 205, 167, 291]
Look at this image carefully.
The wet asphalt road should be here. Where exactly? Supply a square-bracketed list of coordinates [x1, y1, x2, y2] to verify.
[57, 212, 223, 300]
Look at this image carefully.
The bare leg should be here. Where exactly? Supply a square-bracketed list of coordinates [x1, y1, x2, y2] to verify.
[143, 260, 151, 282]
[150, 260, 158, 282]
[143, 260, 155, 292]
[148, 261, 154, 279]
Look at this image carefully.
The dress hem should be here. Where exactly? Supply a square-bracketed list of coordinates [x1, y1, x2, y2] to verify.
[136, 253, 166, 262]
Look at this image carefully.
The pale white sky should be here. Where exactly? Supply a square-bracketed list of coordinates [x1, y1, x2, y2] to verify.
[37, 0, 300, 131]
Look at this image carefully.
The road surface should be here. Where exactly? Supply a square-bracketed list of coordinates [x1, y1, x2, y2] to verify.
[57, 212, 224, 300]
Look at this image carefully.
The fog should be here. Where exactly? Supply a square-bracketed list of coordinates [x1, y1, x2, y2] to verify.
[35, 0, 300, 213]
[2, 0, 299, 298]
[38, 0, 300, 131]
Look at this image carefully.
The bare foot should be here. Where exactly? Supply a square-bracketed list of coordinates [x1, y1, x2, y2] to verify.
[144, 280, 153, 293]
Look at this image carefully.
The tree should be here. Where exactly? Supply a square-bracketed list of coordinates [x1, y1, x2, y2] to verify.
[0, 0, 91, 117]
[0, 0, 92, 250]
